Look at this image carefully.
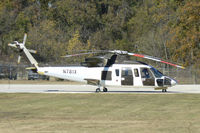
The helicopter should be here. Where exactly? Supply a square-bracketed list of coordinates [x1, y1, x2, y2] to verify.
[8, 34, 185, 92]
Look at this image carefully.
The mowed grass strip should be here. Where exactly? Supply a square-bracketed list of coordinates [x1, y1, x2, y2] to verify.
[0, 93, 200, 133]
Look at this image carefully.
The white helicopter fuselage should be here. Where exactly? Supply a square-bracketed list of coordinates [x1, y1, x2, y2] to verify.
[37, 64, 177, 90]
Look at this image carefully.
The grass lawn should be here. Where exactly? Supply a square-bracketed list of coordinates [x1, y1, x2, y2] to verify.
[0, 93, 200, 133]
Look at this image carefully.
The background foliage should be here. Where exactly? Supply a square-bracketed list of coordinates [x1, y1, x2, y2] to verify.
[0, 0, 199, 68]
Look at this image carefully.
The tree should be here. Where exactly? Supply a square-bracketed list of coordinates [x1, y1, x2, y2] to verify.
[0, 0, 199, 69]
[27, 19, 67, 63]
[167, 1, 200, 68]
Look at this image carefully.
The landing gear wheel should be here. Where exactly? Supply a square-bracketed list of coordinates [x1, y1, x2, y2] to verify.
[162, 89, 167, 92]
[96, 88, 101, 92]
[103, 88, 108, 92]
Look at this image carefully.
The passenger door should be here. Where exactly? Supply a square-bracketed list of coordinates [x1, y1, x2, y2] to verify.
[133, 68, 142, 86]
[121, 68, 133, 86]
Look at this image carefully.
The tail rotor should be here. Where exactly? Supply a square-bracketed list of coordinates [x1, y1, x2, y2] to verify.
[8, 34, 38, 67]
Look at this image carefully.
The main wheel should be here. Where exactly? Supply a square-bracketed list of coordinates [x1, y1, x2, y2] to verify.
[96, 88, 101, 92]
[162, 89, 167, 92]
[103, 88, 108, 92]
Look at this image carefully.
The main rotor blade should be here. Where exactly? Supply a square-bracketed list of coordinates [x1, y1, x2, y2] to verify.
[63, 49, 185, 69]
[127, 52, 185, 69]
[23, 33, 27, 45]
[74, 50, 109, 52]
[62, 51, 104, 57]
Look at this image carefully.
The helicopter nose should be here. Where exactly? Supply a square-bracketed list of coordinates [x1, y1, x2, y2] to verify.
[171, 79, 177, 86]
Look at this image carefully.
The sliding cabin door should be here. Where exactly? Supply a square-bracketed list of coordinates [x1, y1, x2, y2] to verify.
[121, 68, 133, 86]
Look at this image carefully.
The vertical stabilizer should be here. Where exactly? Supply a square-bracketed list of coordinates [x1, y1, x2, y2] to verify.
[23, 46, 39, 68]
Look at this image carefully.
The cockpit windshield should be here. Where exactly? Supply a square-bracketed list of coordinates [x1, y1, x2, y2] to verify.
[150, 67, 163, 78]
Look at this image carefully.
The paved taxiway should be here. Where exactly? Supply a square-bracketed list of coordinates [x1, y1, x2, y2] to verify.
[0, 84, 200, 93]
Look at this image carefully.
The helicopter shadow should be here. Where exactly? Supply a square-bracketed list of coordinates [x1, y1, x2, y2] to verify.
[106, 91, 175, 94]
[45, 90, 181, 94]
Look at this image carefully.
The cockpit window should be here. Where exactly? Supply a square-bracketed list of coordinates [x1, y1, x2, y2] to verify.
[141, 68, 152, 78]
[150, 67, 163, 78]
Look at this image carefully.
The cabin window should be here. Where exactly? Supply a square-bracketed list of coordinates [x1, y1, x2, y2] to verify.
[115, 69, 119, 76]
[101, 71, 112, 80]
[134, 69, 139, 77]
[122, 69, 132, 76]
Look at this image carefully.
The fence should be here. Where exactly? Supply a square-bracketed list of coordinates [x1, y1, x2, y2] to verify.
[0, 64, 29, 80]
[159, 67, 200, 84]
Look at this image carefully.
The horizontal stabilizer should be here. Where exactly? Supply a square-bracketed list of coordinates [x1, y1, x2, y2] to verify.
[26, 67, 37, 70]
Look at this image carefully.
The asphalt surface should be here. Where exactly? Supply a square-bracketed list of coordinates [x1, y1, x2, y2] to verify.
[0, 84, 200, 94]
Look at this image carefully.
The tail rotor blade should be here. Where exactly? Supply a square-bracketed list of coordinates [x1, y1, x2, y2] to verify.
[28, 49, 37, 54]
[23, 33, 27, 45]
[8, 43, 17, 48]
[17, 55, 21, 64]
